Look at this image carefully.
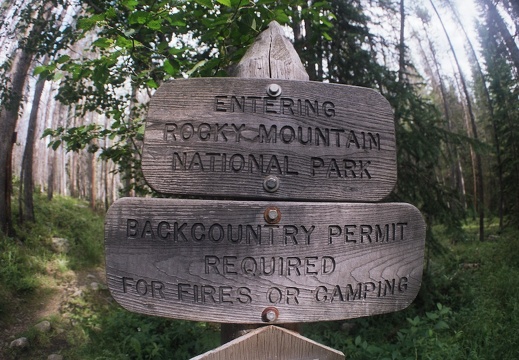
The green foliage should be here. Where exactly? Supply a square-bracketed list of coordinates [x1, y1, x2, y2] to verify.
[305, 304, 461, 360]
[305, 221, 519, 359]
[77, 310, 219, 359]
[476, 8, 519, 225]
[0, 194, 103, 358]
[41, 0, 329, 195]
[0, 238, 42, 294]
[3, 190, 519, 358]
[0, 0, 75, 114]
[0, 190, 104, 316]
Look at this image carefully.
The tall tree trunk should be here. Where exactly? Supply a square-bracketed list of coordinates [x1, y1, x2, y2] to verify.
[0, 50, 32, 236]
[398, 0, 406, 83]
[499, 0, 519, 34]
[445, 0, 504, 229]
[90, 139, 97, 210]
[19, 73, 47, 223]
[430, 0, 485, 241]
[420, 20, 467, 206]
[483, 0, 519, 74]
[0, 1, 53, 235]
[304, 1, 317, 80]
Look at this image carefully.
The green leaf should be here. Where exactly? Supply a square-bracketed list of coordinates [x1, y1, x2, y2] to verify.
[51, 140, 62, 150]
[147, 19, 162, 31]
[116, 35, 133, 49]
[146, 79, 158, 89]
[53, 72, 64, 81]
[123, 28, 136, 37]
[57, 55, 71, 64]
[195, 0, 213, 8]
[274, 9, 289, 24]
[323, 32, 332, 41]
[123, 0, 139, 10]
[355, 336, 361, 346]
[163, 59, 179, 76]
[41, 128, 55, 138]
[170, 19, 187, 27]
[33, 66, 48, 76]
[92, 38, 112, 49]
[77, 14, 105, 31]
[435, 320, 450, 330]
[168, 47, 185, 55]
[426, 312, 439, 320]
[129, 11, 149, 25]
[186, 59, 207, 77]
[216, 0, 232, 6]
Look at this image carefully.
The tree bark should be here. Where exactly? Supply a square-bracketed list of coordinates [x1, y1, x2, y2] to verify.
[398, 0, 406, 83]
[420, 20, 466, 206]
[444, 0, 503, 229]
[19, 72, 47, 223]
[0, 50, 32, 236]
[90, 139, 97, 210]
[484, 0, 519, 74]
[0, 1, 53, 235]
[430, 0, 484, 241]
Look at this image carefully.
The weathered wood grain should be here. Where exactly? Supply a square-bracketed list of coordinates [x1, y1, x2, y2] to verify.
[105, 198, 425, 324]
[191, 325, 344, 360]
[222, 21, 311, 341]
[233, 21, 309, 80]
[141, 78, 396, 201]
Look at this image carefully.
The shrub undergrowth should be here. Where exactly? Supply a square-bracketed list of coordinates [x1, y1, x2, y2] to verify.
[2, 192, 519, 359]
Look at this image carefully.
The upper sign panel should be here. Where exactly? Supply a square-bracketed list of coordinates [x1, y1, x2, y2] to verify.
[142, 78, 396, 201]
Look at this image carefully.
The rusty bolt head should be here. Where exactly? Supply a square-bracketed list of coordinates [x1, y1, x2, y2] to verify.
[262, 307, 279, 322]
[266, 83, 282, 97]
[264, 206, 281, 224]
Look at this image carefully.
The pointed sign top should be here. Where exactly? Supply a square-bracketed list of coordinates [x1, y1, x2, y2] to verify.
[234, 21, 309, 80]
[191, 325, 344, 360]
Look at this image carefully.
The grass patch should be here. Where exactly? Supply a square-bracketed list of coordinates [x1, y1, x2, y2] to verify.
[3, 190, 519, 359]
[304, 221, 519, 359]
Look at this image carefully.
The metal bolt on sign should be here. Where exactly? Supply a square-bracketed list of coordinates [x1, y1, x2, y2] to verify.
[264, 206, 281, 224]
[266, 83, 282, 97]
[262, 307, 279, 322]
[263, 175, 280, 193]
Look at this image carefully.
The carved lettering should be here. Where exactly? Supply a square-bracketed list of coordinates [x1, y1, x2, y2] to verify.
[328, 223, 407, 244]
[122, 277, 166, 299]
[314, 276, 409, 302]
[267, 286, 300, 304]
[203, 255, 335, 276]
[126, 220, 318, 245]
[214, 95, 335, 118]
[172, 152, 298, 176]
[177, 282, 252, 304]
[162, 122, 380, 150]
[311, 157, 372, 178]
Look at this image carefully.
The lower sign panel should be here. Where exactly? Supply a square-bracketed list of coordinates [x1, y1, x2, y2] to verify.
[105, 198, 425, 323]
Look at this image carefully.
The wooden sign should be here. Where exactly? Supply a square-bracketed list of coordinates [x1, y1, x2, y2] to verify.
[141, 78, 396, 201]
[191, 325, 345, 360]
[105, 197, 425, 323]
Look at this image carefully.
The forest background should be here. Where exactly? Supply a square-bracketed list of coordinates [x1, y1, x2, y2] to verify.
[0, 0, 518, 358]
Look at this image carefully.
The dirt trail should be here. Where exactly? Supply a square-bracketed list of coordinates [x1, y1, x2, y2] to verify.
[0, 267, 106, 359]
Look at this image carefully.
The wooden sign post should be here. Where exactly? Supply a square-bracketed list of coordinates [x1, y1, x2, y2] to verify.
[104, 21, 426, 359]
